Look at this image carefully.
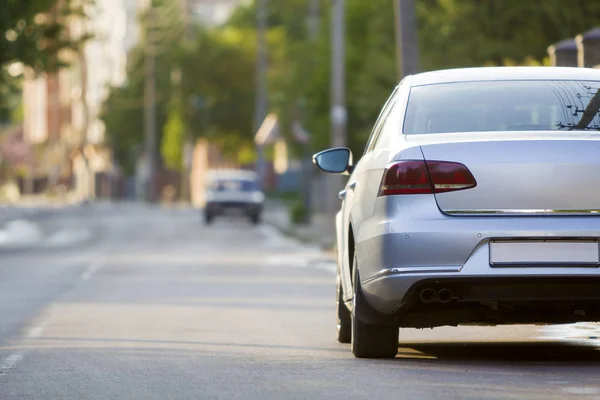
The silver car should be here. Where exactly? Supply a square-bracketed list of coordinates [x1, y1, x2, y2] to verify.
[203, 170, 264, 224]
[314, 66, 600, 358]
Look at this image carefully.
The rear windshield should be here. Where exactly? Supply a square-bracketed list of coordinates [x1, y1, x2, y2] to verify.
[403, 80, 600, 134]
[209, 179, 258, 192]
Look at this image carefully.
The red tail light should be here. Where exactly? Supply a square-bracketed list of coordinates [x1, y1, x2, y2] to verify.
[427, 161, 477, 193]
[378, 160, 476, 196]
[379, 161, 432, 195]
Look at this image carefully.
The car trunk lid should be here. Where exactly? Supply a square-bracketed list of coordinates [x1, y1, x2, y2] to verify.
[412, 132, 600, 215]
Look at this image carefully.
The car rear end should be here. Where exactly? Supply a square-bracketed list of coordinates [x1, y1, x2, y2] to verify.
[204, 171, 264, 224]
[356, 72, 600, 328]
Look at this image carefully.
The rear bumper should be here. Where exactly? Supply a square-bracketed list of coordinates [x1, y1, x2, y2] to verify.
[354, 195, 600, 315]
[206, 202, 262, 215]
[358, 276, 600, 328]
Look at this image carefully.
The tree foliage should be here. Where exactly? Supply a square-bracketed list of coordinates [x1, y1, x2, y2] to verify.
[181, 27, 257, 147]
[232, 0, 600, 157]
[101, 45, 174, 175]
[1, 0, 93, 78]
[1, 0, 94, 122]
[161, 105, 185, 171]
[103, 6, 260, 171]
[417, 0, 600, 70]
[101, 0, 181, 174]
[102, 0, 600, 173]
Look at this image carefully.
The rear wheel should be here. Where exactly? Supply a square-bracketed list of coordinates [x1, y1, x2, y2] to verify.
[336, 271, 352, 343]
[351, 259, 398, 358]
[204, 211, 214, 225]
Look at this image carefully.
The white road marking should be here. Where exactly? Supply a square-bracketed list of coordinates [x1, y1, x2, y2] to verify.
[562, 387, 600, 395]
[80, 259, 105, 281]
[0, 352, 24, 376]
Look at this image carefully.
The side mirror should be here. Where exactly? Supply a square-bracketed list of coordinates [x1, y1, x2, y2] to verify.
[312, 147, 354, 174]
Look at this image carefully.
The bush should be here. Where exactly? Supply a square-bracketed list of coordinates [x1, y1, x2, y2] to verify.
[289, 201, 307, 225]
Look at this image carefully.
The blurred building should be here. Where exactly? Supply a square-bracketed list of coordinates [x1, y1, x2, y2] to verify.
[22, 0, 141, 200]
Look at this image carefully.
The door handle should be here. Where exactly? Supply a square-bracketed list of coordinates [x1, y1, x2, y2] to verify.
[348, 181, 357, 190]
[338, 189, 347, 200]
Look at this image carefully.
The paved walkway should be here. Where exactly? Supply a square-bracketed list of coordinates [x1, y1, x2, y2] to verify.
[263, 200, 336, 250]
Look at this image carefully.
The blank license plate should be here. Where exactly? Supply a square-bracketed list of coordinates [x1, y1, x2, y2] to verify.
[490, 241, 600, 266]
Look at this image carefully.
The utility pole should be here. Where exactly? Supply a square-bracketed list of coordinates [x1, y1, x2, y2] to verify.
[79, 8, 95, 201]
[299, 0, 320, 224]
[180, 0, 193, 203]
[181, 0, 192, 36]
[78, 37, 93, 201]
[308, 0, 320, 40]
[255, 0, 268, 188]
[330, 0, 346, 211]
[331, 0, 346, 150]
[144, 6, 157, 202]
[394, 0, 420, 80]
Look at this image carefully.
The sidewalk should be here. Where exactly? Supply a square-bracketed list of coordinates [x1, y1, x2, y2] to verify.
[0, 194, 83, 225]
[0, 202, 94, 251]
[263, 200, 337, 250]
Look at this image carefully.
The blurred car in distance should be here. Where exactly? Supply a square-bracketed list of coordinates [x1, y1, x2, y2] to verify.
[203, 169, 264, 225]
[314, 66, 600, 359]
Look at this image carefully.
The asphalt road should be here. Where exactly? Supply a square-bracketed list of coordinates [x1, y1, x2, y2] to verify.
[1, 203, 600, 399]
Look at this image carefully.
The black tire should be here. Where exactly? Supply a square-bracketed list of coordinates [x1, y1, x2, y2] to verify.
[250, 213, 261, 225]
[204, 212, 214, 225]
[351, 260, 398, 359]
[337, 271, 352, 344]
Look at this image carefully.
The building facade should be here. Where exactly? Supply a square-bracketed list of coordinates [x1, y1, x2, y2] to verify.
[22, 0, 143, 199]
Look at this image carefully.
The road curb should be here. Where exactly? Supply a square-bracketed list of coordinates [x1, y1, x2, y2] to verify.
[263, 211, 335, 251]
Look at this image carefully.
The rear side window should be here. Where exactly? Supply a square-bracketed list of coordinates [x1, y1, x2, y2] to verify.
[364, 87, 399, 154]
[209, 180, 258, 192]
[403, 80, 600, 134]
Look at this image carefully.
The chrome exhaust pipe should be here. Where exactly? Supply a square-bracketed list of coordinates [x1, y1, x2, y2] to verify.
[420, 288, 437, 303]
[437, 288, 454, 303]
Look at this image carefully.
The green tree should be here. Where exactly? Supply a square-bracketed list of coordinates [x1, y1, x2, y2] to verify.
[2, 0, 65, 75]
[161, 105, 185, 171]
[181, 27, 257, 146]
[105, 0, 600, 174]
[101, 82, 145, 175]
[417, 0, 600, 70]
[228, 0, 330, 155]
[1, 0, 93, 120]
[103, 14, 259, 171]
[102, 0, 183, 174]
[229, 0, 600, 157]
[102, 45, 175, 174]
